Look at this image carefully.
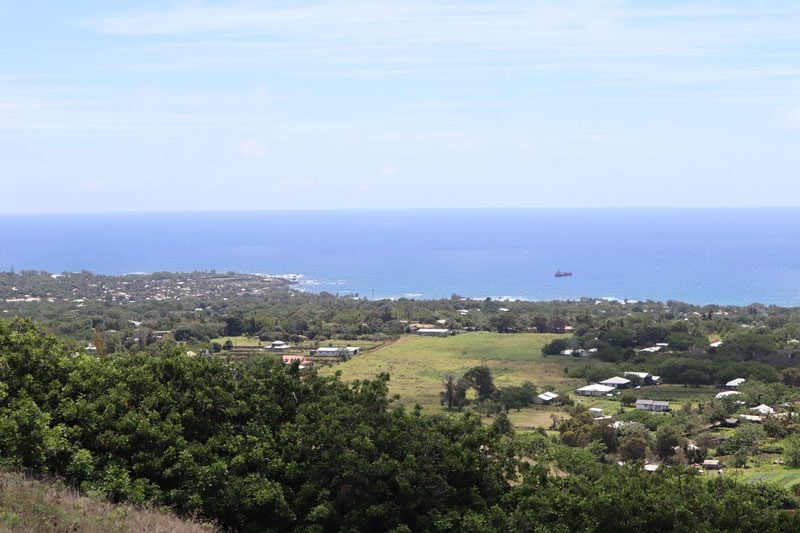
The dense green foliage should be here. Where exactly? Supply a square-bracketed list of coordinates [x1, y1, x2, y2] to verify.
[0, 318, 512, 530]
[2, 317, 800, 531]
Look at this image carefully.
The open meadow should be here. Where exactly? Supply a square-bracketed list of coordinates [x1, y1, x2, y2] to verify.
[731, 463, 800, 490]
[323, 332, 580, 412]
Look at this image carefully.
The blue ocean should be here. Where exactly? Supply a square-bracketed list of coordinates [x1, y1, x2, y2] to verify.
[2, 209, 800, 306]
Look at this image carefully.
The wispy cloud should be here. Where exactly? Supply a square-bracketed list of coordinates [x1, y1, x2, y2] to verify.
[238, 139, 270, 159]
[80, 1, 800, 92]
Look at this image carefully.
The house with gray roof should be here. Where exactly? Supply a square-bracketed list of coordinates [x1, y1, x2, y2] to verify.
[635, 399, 670, 412]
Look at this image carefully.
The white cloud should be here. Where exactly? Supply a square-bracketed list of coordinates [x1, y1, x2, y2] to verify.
[238, 139, 270, 159]
[81, 179, 110, 192]
[380, 164, 400, 177]
[788, 108, 800, 129]
[78, 1, 800, 93]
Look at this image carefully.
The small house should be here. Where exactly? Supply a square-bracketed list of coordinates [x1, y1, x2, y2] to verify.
[416, 328, 450, 337]
[715, 390, 742, 400]
[575, 384, 615, 397]
[599, 376, 632, 389]
[722, 418, 740, 428]
[624, 372, 663, 385]
[313, 347, 342, 357]
[725, 378, 745, 389]
[739, 414, 763, 423]
[534, 391, 559, 405]
[635, 399, 670, 412]
[750, 404, 775, 416]
[268, 341, 291, 353]
[703, 459, 721, 470]
[311, 346, 361, 357]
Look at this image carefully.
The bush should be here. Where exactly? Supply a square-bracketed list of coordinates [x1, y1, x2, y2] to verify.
[542, 338, 570, 356]
[621, 391, 637, 406]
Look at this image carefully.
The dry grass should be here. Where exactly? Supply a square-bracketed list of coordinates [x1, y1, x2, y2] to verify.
[323, 332, 582, 412]
[0, 471, 216, 533]
[507, 408, 571, 429]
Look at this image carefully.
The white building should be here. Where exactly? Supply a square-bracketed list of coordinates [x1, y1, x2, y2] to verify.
[267, 341, 291, 353]
[416, 328, 450, 337]
[750, 404, 775, 416]
[740, 414, 763, 423]
[313, 346, 361, 357]
[623, 371, 662, 385]
[726, 378, 746, 389]
[534, 391, 559, 405]
[599, 376, 632, 389]
[575, 384, 614, 397]
[635, 399, 670, 412]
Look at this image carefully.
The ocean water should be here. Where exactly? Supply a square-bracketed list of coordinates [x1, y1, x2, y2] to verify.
[2, 208, 800, 306]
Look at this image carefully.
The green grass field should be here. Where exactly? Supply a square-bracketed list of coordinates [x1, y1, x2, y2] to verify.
[323, 332, 580, 411]
[636, 384, 717, 405]
[728, 463, 800, 490]
[209, 335, 261, 347]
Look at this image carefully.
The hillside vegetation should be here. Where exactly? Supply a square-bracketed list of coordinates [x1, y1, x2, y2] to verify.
[0, 471, 213, 532]
[3, 316, 800, 531]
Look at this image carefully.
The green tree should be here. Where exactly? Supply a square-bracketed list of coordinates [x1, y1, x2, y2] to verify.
[620, 391, 637, 407]
[440, 374, 468, 410]
[718, 424, 766, 456]
[783, 433, 800, 467]
[618, 434, 648, 461]
[542, 338, 570, 355]
[781, 367, 800, 387]
[462, 366, 497, 402]
[496, 382, 537, 411]
[654, 425, 686, 461]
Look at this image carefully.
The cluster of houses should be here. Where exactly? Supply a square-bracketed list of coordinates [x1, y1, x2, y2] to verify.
[560, 342, 673, 358]
[575, 372, 662, 397]
[573, 372, 669, 411]
[713, 377, 795, 425]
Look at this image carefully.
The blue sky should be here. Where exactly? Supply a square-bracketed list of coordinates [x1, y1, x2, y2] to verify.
[2, 1, 800, 213]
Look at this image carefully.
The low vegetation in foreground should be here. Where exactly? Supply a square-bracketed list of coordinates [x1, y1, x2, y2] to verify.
[0, 470, 213, 532]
